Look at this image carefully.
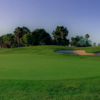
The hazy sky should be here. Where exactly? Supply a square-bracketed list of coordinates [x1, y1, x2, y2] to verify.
[0, 0, 100, 44]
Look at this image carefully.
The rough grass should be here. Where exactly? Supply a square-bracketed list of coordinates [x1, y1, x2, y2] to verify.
[0, 45, 100, 99]
[1, 77, 100, 100]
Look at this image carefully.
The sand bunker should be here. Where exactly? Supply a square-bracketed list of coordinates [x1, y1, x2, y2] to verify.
[55, 50, 100, 55]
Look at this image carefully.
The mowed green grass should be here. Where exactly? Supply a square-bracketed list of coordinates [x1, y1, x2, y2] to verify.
[0, 54, 100, 80]
[0, 45, 100, 99]
[0, 45, 100, 80]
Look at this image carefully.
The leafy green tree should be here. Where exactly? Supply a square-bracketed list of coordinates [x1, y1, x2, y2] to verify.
[3, 35, 10, 48]
[2, 34, 16, 48]
[20, 33, 35, 46]
[32, 29, 52, 45]
[77, 36, 91, 47]
[52, 26, 69, 45]
[70, 35, 91, 47]
[14, 26, 30, 46]
[70, 36, 80, 46]
[0, 36, 4, 48]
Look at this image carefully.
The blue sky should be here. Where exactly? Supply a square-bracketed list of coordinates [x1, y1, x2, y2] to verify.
[0, 0, 100, 45]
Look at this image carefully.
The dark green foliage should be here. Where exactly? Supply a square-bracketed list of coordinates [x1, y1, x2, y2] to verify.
[70, 35, 91, 47]
[1, 34, 16, 48]
[3, 34, 11, 48]
[14, 27, 22, 45]
[0, 25, 93, 48]
[70, 36, 80, 46]
[32, 29, 52, 45]
[52, 26, 69, 46]
[0, 26, 53, 48]
[20, 33, 35, 46]
[14, 26, 30, 46]
[0, 36, 4, 48]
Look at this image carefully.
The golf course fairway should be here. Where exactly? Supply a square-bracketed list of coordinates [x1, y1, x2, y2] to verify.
[0, 46, 100, 100]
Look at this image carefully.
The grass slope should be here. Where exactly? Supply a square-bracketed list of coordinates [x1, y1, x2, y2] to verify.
[0, 45, 100, 54]
[0, 45, 100, 99]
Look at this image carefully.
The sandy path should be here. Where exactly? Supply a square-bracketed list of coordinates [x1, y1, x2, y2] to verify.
[55, 50, 100, 55]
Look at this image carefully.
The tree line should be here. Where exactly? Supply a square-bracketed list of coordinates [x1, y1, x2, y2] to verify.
[0, 26, 91, 48]
[70, 34, 91, 47]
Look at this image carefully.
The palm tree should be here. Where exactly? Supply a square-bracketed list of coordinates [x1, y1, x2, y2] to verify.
[85, 34, 89, 39]
[85, 34, 90, 46]
[0, 36, 4, 48]
[14, 27, 21, 45]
